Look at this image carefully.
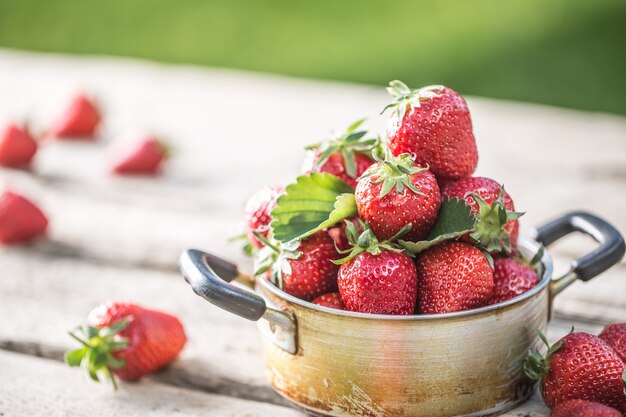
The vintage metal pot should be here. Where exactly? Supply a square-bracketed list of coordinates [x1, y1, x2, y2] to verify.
[179, 212, 624, 417]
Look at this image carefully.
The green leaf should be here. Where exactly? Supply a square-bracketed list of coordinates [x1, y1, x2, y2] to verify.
[399, 198, 476, 254]
[65, 348, 87, 367]
[271, 173, 356, 242]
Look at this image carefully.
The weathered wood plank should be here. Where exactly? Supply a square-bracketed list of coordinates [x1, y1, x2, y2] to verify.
[0, 250, 618, 408]
[0, 250, 276, 404]
[0, 350, 302, 417]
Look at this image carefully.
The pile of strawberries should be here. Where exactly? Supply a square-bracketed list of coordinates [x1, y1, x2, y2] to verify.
[0, 93, 170, 244]
[243, 81, 536, 316]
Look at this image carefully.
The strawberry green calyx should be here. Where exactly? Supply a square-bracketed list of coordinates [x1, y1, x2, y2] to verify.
[333, 220, 410, 265]
[382, 80, 445, 121]
[253, 233, 301, 289]
[361, 150, 428, 198]
[523, 327, 565, 381]
[306, 119, 379, 178]
[65, 317, 131, 390]
[469, 187, 524, 254]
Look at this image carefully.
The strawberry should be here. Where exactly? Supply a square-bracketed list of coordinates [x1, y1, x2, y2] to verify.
[0, 190, 48, 244]
[599, 322, 626, 363]
[255, 231, 339, 301]
[0, 123, 37, 167]
[355, 151, 440, 242]
[383, 81, 477, 180]
[301, 119, 377, 188]
[66, 301, 186, 388]
[416, 241, 494, 314]
[328, 217, 361, 252]
[550, 400, 623, 417]
[442, 177, 522, 251]
[335, 221, 417, 315]
[312, 292, 345, 310]
[244, 186, 284, 249]
[489, 253, 540, 305]
[112, 138, 168, 175]
[524, 330, 626, 412]
[49, 93, 101, 139]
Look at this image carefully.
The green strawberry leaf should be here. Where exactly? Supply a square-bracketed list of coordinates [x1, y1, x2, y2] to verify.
[399, 197, 475, 254]
[270, 173, 357, 242]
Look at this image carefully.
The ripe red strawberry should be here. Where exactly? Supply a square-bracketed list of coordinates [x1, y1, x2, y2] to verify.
[599, 322, 626, 363]
[489, 255, 540, 305]
[550, 400, 623, 417]
[328, 217, 361, 252]
[301, 119, 377, 188]
[244, 186, 284, 249]
[384, 81, 477, 180]
[255, 231, 339, 301]
[112, 138, 168, 175]
[0, 190, 48, 244]
[524, 331, 626, 412]
[66, 301, 186, 387]
[312, 292, 345, 310]
[336, 222, 417, 315]
[416, 241, 494, 314]
[50, 93, 101, 139]
[355, 151, 440, 242]
[0, 123, 37, 167]
[442, 177, 521, 249]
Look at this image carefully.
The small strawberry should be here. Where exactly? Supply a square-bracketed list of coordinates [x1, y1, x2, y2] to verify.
[312, 292, 345, 310]
[383, 80, 478, 180]
[524, 330, 626, 412]
[112, 137, 168, 175]
[489, 250, 541, 305]
[550, 400, 623, 417]
[0, 123, 37, 167]
[328, 217, 362, 252]
[0, 190, 48, 244]
[416, 241, 494, 314]
[355, 151, 440, 242]
[244, 186, 284, 249]
[442, 177, 523, 251]
[255, 231, 339, 301]
[599, 322, 626, 363]
[335, 221, 417, 315]
[301, 119, 378, 188]
[65, 301, 186, 388]
[50, 93, 101, 139]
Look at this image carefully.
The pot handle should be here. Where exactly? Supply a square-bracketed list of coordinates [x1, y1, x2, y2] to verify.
[532, 212, 625, 297]
[179, 249, 297, 354]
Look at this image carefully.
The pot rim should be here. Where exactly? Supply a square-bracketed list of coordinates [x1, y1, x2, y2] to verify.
[257, 237, 553, 320]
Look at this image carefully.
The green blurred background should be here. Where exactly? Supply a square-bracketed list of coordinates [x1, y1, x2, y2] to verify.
[1, 0, 624, 114]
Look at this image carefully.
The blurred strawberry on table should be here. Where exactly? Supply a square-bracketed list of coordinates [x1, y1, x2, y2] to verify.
[111, 137, 169, 175]
[49, 93, 101, 139]
[0, 189, 48, 244]
[0, 123, 38, 168]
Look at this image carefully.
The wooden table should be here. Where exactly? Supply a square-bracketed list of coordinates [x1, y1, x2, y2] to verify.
[1, 49, 625, 416]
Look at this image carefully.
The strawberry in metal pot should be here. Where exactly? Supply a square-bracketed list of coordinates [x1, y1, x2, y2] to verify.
[416, 241, 494, 314]
[383, 80, 478, 180]
[301, 119, 377, 188]
[335, 221, 418, 315]
[255, 231, 339, 301]
[355, 150, 440, 242]
[244, 186, 284, 249]
[441, 176, 521, 250]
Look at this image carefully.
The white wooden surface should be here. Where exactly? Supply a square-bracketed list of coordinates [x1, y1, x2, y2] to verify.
[1, 49, 625, 416]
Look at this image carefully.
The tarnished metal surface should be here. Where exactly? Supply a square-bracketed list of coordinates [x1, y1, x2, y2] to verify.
[254, 239, 552, 417]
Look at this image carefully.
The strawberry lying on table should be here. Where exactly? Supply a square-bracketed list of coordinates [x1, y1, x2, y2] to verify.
[65, 301, 186, 388]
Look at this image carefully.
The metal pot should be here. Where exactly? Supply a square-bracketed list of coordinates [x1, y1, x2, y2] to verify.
[179, 212, 624, 417]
